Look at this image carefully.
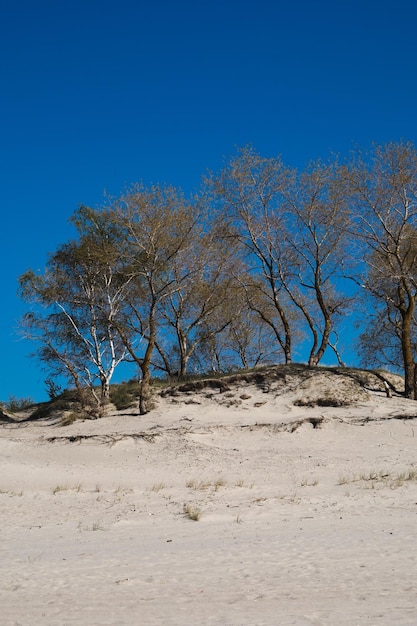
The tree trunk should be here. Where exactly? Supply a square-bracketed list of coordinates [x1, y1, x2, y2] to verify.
[308, 317, 331, 366]
[179, 355, 189, 379]
[403, 360, 416, 399]
[401, 306, 416, 399]
[101, 379, 110, 400]
[139, 367, 152, 415]
[100, 379, 111, 414]
[178, 328, 189, 378]
[139, 307, 157, 414]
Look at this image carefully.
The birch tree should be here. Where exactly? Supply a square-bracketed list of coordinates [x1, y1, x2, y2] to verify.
[19, 208, 129, 415]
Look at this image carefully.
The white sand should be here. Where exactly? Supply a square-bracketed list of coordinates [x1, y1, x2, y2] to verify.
[2, 368, 417, 625]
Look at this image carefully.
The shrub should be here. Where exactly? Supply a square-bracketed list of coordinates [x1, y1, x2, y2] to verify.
[110, 381, 140, 411]
[6, 396, 35, 412]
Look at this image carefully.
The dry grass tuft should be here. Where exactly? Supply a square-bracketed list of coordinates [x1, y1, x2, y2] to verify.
[0, 489, 23, 497]
[214, 477, 227, 491]
[150, 482, 166, 492]
[337, 468, 417, 489]
[183, 502, 202, 521]
[235, 479, 254, 488]
[52, 483, 82, 495]
[300, 477, 319, 487]
[186, 477, 227, 491]
[60, 411, 85, 426]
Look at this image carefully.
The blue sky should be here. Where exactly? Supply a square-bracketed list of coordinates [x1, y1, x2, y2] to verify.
[2, 0, 417, 402]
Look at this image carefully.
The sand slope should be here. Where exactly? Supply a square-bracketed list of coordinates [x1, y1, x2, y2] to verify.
[1, 367, 417, 625]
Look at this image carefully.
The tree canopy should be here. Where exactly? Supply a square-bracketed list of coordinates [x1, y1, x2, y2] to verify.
[19, 141, 417, 411]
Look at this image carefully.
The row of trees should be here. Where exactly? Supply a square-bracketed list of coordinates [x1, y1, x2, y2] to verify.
[19, 142, 417, 413]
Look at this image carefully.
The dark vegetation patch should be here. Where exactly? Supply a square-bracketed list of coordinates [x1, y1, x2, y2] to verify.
[294, 397, 353, 408]
[110, 380, 140, 411]
[0, 410, 16, 424]
[161, 378, 231, 396]
[21, 389, 79, 422]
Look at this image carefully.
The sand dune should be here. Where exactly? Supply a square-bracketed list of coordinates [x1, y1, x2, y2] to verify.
[2, 367, 417, 625]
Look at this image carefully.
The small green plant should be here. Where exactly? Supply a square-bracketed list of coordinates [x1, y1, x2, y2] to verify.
[183, 503, 202, 521]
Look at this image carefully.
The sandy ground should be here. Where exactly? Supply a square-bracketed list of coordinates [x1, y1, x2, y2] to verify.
[2, 368, 417, 625]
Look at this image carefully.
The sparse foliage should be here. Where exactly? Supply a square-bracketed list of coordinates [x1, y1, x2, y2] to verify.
[105, 184, 201, 413]
[349, 142, 417, 397]
[19, 207, 129, 416]
[208, 146, 297, 364]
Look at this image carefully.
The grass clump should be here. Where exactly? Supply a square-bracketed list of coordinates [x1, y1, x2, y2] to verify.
[186, 479, 210, 490]
[214, 477, 227, 490]
[300, 477, 319, 487]
[52, 484, 68, 495]
[337, 468, 417, 489]
[110, 382, 139, 410]
[60, 411, 85, 426]
[0, 489, 23, 497]
[150, 482, 166, 492]
[52, 483, 82, 495]
[183, 503, 202, 521]
[186, 477, 227, 492]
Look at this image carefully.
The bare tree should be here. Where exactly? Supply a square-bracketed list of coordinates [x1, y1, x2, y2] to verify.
[153, 217, 239, 378]
[106, 184, 199, 413]
[348, 142, 417, 398]
[208, 145, 298, 363]
[221, 291, 283, 369]
[282, 159, 352, 365]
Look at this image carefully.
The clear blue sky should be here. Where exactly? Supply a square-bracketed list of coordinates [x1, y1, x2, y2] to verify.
[2, 0, 417, 402]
